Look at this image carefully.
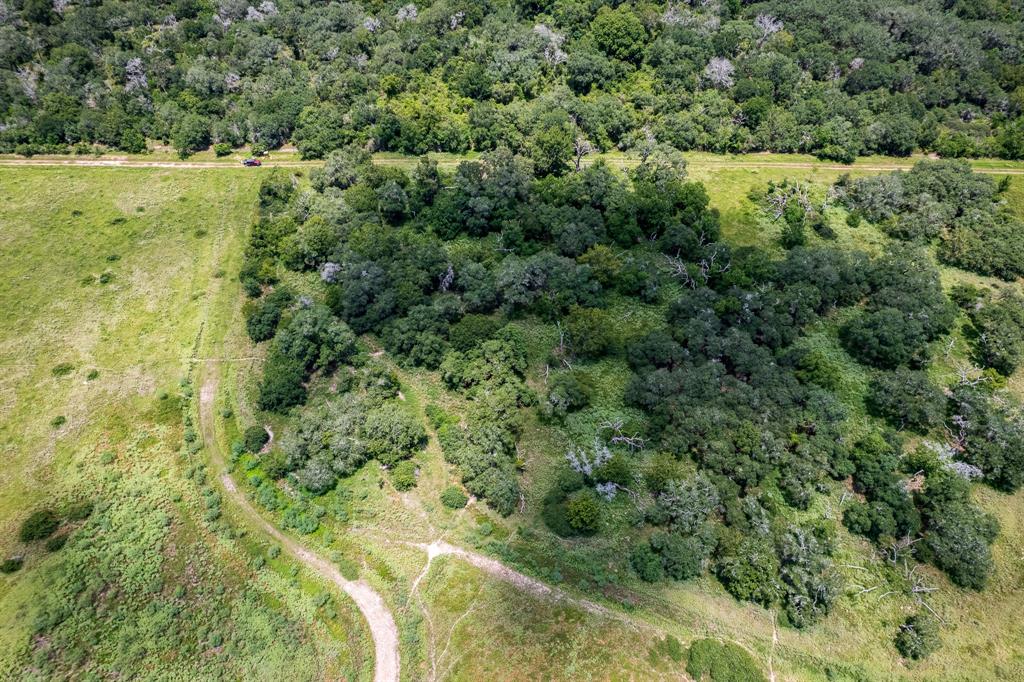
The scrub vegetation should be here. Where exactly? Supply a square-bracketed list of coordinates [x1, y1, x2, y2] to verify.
[228, 140, 1024, 680]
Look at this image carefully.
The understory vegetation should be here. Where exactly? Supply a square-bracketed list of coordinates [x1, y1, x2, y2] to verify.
[4, 1, 1024, 162]
[239, 143, 1024, 664]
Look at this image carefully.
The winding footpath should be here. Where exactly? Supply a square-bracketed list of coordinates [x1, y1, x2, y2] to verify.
[197, 368, 400, 682]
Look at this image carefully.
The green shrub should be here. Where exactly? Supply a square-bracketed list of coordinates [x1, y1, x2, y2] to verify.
[261, 449, 289, 480]
[50, 415, 66, 429]
[449, 314, 502, 351]
[686, 639, 766, 682]
[425, 404, 455, 430]
[894, 613, 940, 660]
[213, 142, 232, 157]
[51, 363, 74, 377]
[65, 501, 93, 521]
[440, 486, 469, 509]
[390, 460, 418, 491]
[45, 534, 68, 552]
[86, 369, 99, 380]
[631, 542, 664, 582]
[19, 509, 60, 542]
[565, 489, 601, 535]
[244, 425, 270, 453]
[0, 557, 23, 573]
[649, 634, 685, 664]
[866, 368, 946, 432]
[258, 349, 307, 412]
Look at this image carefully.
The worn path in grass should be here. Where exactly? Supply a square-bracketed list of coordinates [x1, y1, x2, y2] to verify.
[3, 154, 1024, 174]
[197, 367, 400, 682]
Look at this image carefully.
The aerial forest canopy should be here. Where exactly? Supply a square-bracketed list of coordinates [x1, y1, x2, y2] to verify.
[240, 146, 1024, 642]
[3, 0, 1024, 161]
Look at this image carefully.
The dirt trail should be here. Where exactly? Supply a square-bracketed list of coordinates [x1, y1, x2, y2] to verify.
[198, 371, 400, 682]
[2, 156, 1024, 174]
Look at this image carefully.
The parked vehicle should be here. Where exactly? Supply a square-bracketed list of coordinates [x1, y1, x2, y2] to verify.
[242, 158, 262, 167]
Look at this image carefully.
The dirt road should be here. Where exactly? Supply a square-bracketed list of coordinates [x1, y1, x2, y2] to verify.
[3, 155, 1024, 174]
[197, 369, 400, 682]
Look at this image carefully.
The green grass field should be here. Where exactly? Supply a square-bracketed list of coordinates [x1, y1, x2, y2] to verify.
[0, 167, 369, 680]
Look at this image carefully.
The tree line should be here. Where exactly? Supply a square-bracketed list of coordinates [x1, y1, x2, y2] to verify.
[3, 0, 1024, 161]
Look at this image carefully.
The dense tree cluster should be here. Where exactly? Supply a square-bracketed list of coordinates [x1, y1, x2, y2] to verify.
[4, 2, 1024, 161]
[962, 288, 1024, 376]
[839, 161, 1024, 280]
[237, 137, 1020, 642]
[265, 363, 424, 494]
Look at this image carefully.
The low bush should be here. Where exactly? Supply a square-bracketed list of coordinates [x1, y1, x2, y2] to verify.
[244, 425, 270, 453]
[51, 363, 74, 377]
[894, 613, 940, 660]
[686, 639, 766, 682]
[440, 486, 469, 509]
[391, 460, 417, 491]
[20, 509, 60, 542]
[45, 534, 68, 552]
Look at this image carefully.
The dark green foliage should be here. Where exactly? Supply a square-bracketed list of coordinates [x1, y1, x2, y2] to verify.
[649, 529, 715, 582]
[0, 557, 23, 573]
[908, 463, 998, 589]
[257, 349, 307, 412]
[644, 453, 684, 493]
[19, 509, 60, 542]
[843, 434, 921, 544]
[45, 534, 68, 552]
[779, 220, 806, 249]
[715, 534, 782, 607]
[895, 613, 941, 660]
[649, 635, 685, 664]
[564, 307, 614, 360]
[867, 369, 946, 432]
[65, 501, 93, 521]
[540, 372, 590, 422]
[686, 639, 767, 682]
[274, 304, 356, 373]
[3, 1, 1024, 163]
[448, 314, 502, 352]
[440, 486, 469, 509]
[841, 308, 928, 369]
[564, 489, 601, 535]
[261, 449, 289, 481]
[51, 362, 74, 376]
[590, 6, 646, 63]
[947, 384, 1024, 492]
[244, 426, 269, 454]
[842, 162, 1024, 280]
[970, 291, 1024, 376]
[840, 246, 954, 369]
[246, 288, 294, 342]
[631, 542, 664, 582]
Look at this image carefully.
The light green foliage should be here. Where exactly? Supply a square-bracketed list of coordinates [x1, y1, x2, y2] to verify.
[686, 639, 767, 682]
[439, 486, 469, 509]
[390, 460, 418, 491]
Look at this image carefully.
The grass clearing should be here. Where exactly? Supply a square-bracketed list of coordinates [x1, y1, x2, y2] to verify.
[0, 168, 365, 679]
